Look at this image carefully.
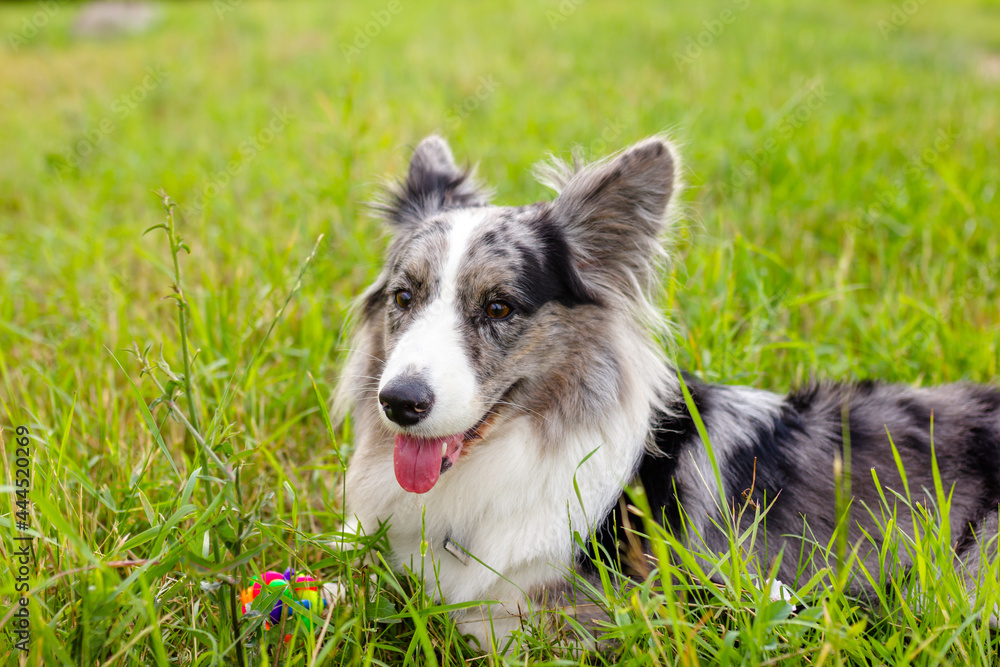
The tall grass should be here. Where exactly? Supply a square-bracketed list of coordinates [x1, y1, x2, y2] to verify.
[1, 0, 998, 663]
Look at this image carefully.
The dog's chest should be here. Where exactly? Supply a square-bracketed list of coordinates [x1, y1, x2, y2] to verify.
[350, 418, 642, 603]
[384, 487, 568, 603]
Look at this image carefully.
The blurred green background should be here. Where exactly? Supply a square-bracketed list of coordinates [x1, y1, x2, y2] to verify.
[0, 0, 998, 662]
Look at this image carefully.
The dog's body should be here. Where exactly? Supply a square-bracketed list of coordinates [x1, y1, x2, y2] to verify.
[340, 135, 1000, 647]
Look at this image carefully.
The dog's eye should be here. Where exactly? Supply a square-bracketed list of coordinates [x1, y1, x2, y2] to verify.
[394, 290, 412, 310]
[486, 301, 512, 320]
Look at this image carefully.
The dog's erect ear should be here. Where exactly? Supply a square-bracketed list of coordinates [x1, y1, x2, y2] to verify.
[376, 135, 490, 228]
[541, 136, 679, 302]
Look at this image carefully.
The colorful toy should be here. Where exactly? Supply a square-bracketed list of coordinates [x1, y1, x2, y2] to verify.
[238, 567, 330, 640]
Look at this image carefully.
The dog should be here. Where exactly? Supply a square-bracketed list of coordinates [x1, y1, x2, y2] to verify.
[338, 134, 1000, 649]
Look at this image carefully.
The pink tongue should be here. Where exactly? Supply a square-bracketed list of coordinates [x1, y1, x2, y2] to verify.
[394, 434, 461, 494]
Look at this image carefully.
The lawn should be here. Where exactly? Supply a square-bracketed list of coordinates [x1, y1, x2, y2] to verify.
[0, 0, 998, 664]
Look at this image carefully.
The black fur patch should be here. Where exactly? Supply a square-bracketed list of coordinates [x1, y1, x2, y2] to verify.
[721, 405, 803, 508]
[516, 213, 597, 312]
[968, 387, 1000, 503]
[375, 137, 488, 229]
[956, 417, 1000, 556]
[897, 395, 932, 430]
[786, 383, 822, 414]
[386, 171, 483, 228]
[582, 376, 704, 573]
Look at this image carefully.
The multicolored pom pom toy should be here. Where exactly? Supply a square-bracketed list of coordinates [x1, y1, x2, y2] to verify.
[238, 567, 329, 640]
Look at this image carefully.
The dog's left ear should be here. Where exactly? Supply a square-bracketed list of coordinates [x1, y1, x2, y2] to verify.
[545, 136, 679, 302]
[377, 135, 490, 229]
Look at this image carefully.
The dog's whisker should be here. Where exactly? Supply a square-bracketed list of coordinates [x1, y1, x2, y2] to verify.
[489, 398, 547, 420]
[339, 348, 387, 365]
[351, 381, 382, 390]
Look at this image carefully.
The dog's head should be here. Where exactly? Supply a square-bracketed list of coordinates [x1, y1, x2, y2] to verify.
[345, 135, 680, 494]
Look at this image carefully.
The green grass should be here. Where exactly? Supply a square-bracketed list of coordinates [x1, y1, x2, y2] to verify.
[1, 0, 999, 664]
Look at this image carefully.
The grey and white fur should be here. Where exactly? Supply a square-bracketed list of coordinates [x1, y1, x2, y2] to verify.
[339, 135, 1000, 649]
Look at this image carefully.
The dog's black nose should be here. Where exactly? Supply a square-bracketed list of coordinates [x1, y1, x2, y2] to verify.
[379, 377, 434, 427]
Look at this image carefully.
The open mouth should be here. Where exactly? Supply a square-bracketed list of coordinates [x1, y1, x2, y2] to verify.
[391, 387, 512, 494]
